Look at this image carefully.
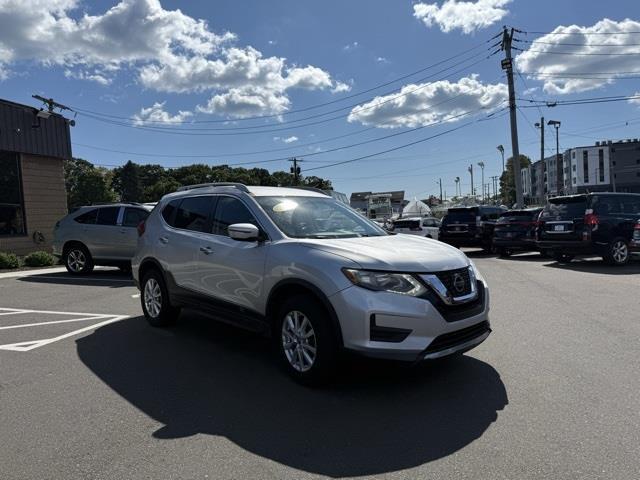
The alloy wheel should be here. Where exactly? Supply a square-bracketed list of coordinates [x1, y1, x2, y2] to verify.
[282, 310, 317, 372]
[143, 278, 162, 318]
[67, 249, 86, 272]
[612, 240, 629, 264]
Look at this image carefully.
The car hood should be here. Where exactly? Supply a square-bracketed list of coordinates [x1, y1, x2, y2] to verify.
[298, 234, 469, 272]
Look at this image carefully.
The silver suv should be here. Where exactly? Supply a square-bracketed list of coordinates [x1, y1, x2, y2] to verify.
[132, 184, 491, 383]
[53, 203, 152, 274]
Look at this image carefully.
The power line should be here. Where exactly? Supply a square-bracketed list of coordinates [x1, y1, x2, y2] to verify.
[70, 40, 494, 126]
[519, 93, 640, 107]
[305, 109, 504, 173]
[521, 29, 640, 36]
[513, 47, 640, 56]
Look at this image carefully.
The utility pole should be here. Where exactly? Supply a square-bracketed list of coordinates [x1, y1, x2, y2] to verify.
[477, 162, 485, 203]
[501, 27, 523, 208]
[491, 175, 499, 203]
[437, 178, 443, 203]
[32, 94, 73, 113]
[468, 164, 474, 200]
[288, 157, 302, 185]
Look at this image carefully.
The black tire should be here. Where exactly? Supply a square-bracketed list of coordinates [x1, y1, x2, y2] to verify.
[63, 244, 94, 274]
[539, 249, 551, 258]
[275, 294, 340, 385]
[140, 269, 179, 327]
[603, 237, 630, 266]
[498, 248, 512, 257]
[553, 252, 574, 263]
[483, 241, 497, 254]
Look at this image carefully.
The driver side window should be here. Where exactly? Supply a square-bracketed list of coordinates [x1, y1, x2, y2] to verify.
[212, 196, 258, 237]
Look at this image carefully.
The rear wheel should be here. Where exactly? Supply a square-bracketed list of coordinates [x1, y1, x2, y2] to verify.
[141, 270, 179, 327]
[498, 248, 512, 257]
[604, 238, 630, 266]
[275, 295, 339, 385]
[63, 244, 94, 274]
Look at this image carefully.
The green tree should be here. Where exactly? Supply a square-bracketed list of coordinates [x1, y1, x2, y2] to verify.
[302, 176, 332, 190]
[170, 164, 213, 186]
[112, 160, 143, 201]
[144, 177, 182, 202]
[64, 158, 115, 209]
[499, 154, 531, 206]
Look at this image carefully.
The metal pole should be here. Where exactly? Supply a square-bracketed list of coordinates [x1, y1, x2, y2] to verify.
[502, 27, 524, 208]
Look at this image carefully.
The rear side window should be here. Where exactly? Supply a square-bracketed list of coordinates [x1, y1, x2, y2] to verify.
[123, 208, 149, 227]
[498, 211, 538, 223]
[541, 197, 587, 219]
[96, 207, 120, 226]
[162, 200, 180, 226]
[74, 209, 98, 224]
[212, 196, 258, 236]
[619, 197, 640, 215]
[174, 196, 214, 232]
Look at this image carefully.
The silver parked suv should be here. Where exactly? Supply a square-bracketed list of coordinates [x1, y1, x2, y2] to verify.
[132, 183, 491, 383]
[53, 203, 153, 274]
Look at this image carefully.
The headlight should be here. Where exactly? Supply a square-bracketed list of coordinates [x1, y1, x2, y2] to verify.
[342, 269, 427, 296]
[468, 260, 484, 283]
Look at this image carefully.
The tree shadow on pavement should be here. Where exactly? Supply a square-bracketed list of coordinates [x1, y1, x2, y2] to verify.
[76, 313, 508, 477]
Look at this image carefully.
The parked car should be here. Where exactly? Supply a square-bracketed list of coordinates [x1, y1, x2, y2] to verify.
[630, 220, 640, 255]
[53, 203, 153, 274]
[537, 193, 640, 265]
[439, 206, 507, 251]
[391, 216, 440, 240]
[132, 183, 491, 384]
[492, 208, 543, 256]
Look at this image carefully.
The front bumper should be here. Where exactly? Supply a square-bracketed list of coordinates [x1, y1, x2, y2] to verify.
[329, 281, 490, 362]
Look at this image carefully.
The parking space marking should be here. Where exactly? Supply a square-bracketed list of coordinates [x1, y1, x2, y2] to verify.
[0, 308, 129, 352]
[0, 315, 112, 331]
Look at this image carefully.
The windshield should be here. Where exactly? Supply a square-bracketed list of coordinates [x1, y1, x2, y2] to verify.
[256, 196, 387, 239]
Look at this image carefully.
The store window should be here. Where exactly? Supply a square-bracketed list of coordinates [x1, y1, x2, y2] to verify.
[0, 151, 26, 236]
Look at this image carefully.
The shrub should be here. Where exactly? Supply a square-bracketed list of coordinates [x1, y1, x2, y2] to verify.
[24, 251, 56, 267]
[0, 252, 20, 269]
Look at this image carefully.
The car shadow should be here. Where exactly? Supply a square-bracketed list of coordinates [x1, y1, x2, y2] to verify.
[544, 257, 640, 275]
[498, 252, 549, 263]
[76, 313, 508, 477]
[18, 269, 133, 288]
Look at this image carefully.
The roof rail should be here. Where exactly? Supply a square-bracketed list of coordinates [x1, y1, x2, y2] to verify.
[91, 201, 142, 206]
[177, 182, 250, 193]
[288, 186, 329, 196]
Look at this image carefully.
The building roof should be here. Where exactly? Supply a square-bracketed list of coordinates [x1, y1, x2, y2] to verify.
[350, 190, 405, 203]
[0, 97, 72, 159]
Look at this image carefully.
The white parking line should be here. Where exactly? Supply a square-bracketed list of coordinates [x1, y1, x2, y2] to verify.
[0, 308, 129, 352]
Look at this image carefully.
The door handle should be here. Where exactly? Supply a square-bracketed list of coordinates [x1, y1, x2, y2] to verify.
[199, 246, 213, 255]
[159, 236, 169, 244]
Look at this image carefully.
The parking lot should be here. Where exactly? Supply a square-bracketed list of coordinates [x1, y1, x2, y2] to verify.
[1, 254, 639, 480]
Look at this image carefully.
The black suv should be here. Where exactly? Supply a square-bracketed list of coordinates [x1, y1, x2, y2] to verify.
[493, 208, 543, 257]
[537, 193, 640, 265]
[439, 206, 506, 251]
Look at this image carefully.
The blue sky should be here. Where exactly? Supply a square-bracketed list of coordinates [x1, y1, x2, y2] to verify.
[1, 0, 639, 200]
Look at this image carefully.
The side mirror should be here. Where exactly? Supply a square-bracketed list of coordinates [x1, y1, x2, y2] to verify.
[228, 223, 260, 241]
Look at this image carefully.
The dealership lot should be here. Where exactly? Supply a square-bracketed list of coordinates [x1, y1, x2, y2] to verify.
[1, 254, 639, 480]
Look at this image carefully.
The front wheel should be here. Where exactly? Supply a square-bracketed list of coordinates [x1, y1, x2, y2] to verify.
[604, 238, 630, 266]
[141, 270, 179, 327]
[275, 295, 339, 385]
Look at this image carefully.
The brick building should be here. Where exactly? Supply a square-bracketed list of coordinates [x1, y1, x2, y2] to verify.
[0, 98, 71, 255]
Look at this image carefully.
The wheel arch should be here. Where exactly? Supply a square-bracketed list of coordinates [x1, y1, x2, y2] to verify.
[62, 240, 89, 254]
[266, 279, 344, 347]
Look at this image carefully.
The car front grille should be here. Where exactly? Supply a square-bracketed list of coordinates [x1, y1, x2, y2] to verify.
[435, 267, 472, 297]
[424, 320, 491, 354]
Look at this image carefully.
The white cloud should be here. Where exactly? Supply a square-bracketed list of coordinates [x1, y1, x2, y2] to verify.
[332, 80, 352, 93]
[347, 74, 507, 128]
[515, 18, 640, 94]
[630, 92, 640, 106]
[0, 0, 343, 116]
[413, 0, 511, 34]
[283, 136, 298, 143]
[342, 41, 359, 51]
[132, 101, 192, 125]
[376, 56, 390, 64]
[64, 68, 112, 85]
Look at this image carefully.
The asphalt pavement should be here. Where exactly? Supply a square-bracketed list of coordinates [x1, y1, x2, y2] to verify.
[0, 254, 638, 479]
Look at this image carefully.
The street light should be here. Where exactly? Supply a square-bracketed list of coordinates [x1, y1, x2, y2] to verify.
[497, 145, 505, 172]
[468, 164, 475, 200]
[454, 176, 460, 197]
[477, 161, 485, 203]
[547, 120, 561, 193]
